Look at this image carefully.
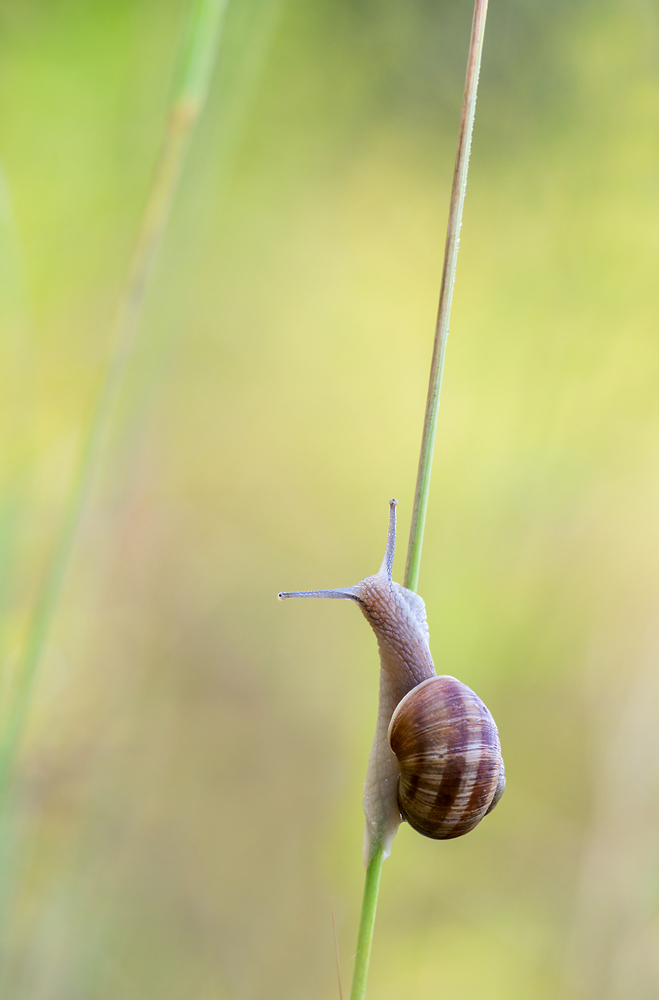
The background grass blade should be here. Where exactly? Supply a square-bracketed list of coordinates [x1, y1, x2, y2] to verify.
[0, 164, 33, 670]
[0, 0, 229, 811]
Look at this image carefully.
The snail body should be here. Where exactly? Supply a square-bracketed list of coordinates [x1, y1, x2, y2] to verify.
[279, 500, 504, 861]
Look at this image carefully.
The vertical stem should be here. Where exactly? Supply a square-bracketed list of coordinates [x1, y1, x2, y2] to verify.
[330, 899, 345, 1000]
[0, 165, 33, 662]
[349, 844, 384, 1000]
[405, 0, 489, 592]
[0, 0, 228, 809]
[349, 3, 490, 997]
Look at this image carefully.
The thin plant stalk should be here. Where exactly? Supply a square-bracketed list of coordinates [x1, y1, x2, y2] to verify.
[0, 165, 33, 663]
[331, 898, 345, 1000]
[349, 843, 384, 1000]
[0, 0, 228, 809]
[405, 0, 489, 592]
[350, 2, 490, 997]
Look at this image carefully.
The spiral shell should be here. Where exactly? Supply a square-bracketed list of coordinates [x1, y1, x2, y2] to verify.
[388, 674, 505, 840]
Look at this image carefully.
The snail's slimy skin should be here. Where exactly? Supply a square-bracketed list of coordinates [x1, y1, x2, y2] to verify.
[353, 574, 435, 861]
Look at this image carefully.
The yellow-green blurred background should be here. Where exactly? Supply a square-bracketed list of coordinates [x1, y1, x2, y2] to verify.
[1, 0, 659, 997]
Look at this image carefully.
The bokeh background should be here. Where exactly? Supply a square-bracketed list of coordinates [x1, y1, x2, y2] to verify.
[0, 0, 658, 997]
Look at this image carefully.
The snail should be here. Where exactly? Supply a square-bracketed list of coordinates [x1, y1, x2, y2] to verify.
[279, 499, 504, 862]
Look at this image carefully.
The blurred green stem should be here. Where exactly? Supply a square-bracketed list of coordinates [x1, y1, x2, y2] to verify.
[350, 1, 489, 997]
[405, 0, 489, 592]
[0, 0, 228, 808]
[0, 165, 33, 664]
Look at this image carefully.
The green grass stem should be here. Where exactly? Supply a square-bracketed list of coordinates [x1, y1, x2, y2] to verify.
[0, 0, 228, 811]
[349, 844, 384, 1000]
[0, 165, 33, 664]
[350, 2, 490, 996]
[404, 0, 489, 592]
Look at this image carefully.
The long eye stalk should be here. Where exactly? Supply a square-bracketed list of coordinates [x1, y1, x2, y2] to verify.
[278, 499, 398, 602]
[278, 587, 358, 601]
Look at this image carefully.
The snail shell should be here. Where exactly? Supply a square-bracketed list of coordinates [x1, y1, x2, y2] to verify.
[389, 675, 505, 840]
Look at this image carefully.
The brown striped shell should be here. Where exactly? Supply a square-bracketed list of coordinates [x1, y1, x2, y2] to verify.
[388, 675, 505, 840]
